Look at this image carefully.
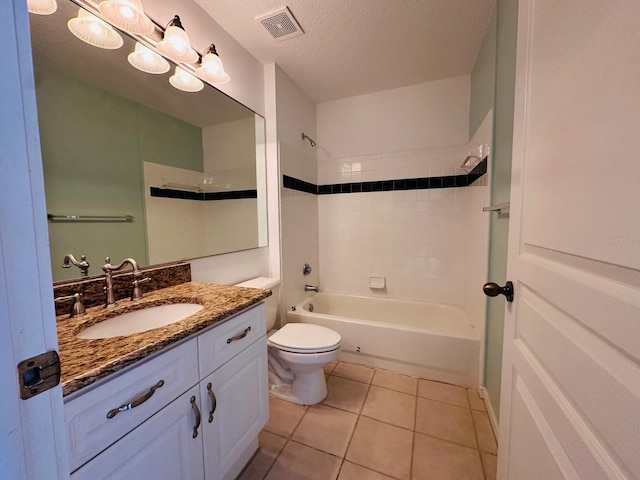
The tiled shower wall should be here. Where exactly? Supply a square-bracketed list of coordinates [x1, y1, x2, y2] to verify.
[317, 112, 492, 341]
[281, 182, 319, 316]
[278, 72, 491, 363]
[276, 66, 319, 321]
[318, 146, 486, 306]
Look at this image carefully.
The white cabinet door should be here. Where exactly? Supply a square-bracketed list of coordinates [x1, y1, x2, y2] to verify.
[71, 386, 205, 480]
[200, 336, 268, 480]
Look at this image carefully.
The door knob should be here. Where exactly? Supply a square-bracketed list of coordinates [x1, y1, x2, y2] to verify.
[483, 281, 514, 302]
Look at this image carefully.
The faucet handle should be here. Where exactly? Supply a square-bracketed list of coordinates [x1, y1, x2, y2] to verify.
[131, 277, 151, 301]
[55, 292, 86, 318]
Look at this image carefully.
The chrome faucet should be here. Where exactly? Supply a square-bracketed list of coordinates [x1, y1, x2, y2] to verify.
[102, 256, 140, 307]
[62, 253, 90, 277]
[304, 284, 319, 292]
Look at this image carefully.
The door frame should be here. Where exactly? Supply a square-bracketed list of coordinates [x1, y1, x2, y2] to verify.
[0, 1, 69, 478]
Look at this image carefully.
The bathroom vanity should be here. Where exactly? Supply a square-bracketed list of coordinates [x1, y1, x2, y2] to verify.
[57, 282, 269, 480]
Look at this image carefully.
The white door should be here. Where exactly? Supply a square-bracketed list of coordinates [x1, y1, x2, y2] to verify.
[0, 0, 69, 478]
[497, 0, 640, 479]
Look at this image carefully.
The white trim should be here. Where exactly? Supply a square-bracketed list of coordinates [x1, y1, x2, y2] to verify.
[0, 1, 69, 477]
[480, 385, 500, 448]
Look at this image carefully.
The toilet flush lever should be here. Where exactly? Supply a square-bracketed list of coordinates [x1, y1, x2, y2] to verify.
[483, 281, 514, 302]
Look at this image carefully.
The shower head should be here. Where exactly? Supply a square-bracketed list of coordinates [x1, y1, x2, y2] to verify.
[302, 133, 316, 147]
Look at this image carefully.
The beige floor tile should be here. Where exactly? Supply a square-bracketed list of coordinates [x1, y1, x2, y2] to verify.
[338, 461, 395, 480]
[418, 379, 468, 407]
[372, 369, 418, 395]
[238, 431, 286, 480]
[415, 397, 476, 448]
[467, 389, 487, 411]
[292, 404, 358, 457]
[263, 397, 307, 438]
[332, 362, 375, 383]
[361, 385, 416, 430]
[481, 452, 498, 480]
[324, 360, 338, 375]
[412, 433, 484, 480]
[265, 440, 341, 480]
[323, 376, 370, 414]
[346, 417, 413, 480]
[472, 410, 497, 454]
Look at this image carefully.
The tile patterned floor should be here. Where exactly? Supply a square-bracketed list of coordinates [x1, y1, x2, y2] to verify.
[239, 361, 497, 480]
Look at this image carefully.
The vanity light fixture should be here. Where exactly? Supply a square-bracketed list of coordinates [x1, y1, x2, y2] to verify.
[157, 15, 198, 64]
[67, 8, 124, 50]
[98, 0, 154, 35]
[27, 0, 57, 15]
[195, 44, 230, 85]
[127, 43, 170, 74]
[169, 66, 204, 93]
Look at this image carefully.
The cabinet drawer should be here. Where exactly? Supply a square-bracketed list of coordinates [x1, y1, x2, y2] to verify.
[198, 303, 265, 377]
[65, 338, 199, 472]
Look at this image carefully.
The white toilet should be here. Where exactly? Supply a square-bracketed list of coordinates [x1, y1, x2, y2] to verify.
[235, 277, 341, 405]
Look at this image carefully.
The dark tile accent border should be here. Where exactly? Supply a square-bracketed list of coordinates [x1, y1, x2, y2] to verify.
[282, 175, 318, 195]
[150, 187, 257, 201]
[467, 157, 488, 184]
[53, 263, 191, 316]
[283, 158, 488, 196]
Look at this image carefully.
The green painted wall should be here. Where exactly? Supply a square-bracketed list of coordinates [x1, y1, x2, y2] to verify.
[485, 0, 519, 419]
[36, 66, 203, 281]
[470, 7, 497, 138]
[468, 0, 519, 420]
[138, 107, 203, 172]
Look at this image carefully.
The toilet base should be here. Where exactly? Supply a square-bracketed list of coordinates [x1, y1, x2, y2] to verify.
[268, 369, 328, 405]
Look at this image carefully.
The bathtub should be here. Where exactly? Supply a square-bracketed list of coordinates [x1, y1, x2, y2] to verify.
[287, 292, 480, 387]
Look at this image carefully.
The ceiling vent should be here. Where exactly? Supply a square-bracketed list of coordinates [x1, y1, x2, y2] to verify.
[256, 7, 304, 41]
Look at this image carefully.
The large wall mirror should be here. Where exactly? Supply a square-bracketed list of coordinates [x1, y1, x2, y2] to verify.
[29, 0, 267, 282]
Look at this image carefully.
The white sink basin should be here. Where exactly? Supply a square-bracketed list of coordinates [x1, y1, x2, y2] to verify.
[77, 303, 204, 339]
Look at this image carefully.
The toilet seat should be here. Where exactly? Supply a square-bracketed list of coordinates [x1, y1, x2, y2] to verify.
[269, 323, 341, 354]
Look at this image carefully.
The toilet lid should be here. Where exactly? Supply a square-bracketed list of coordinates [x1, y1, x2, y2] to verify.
[269, 323, 341, 353]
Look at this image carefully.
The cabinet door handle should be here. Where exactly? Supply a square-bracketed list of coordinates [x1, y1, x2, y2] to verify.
[190, 395, 201, 439]
[227, 326, 251, 344]
[206, 382, 217, 423]
[106, 379, 165, 419]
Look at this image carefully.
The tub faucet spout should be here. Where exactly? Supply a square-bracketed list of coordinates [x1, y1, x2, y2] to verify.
[304, 284, 319, 292]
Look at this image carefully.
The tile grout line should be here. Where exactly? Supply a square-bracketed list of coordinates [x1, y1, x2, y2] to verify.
[334, 363, 375, 480]
[258, 362, 491, 480]
[468, 391, 490, 480]
[261, 403, 309, 480]
[410, 376, 419, 480]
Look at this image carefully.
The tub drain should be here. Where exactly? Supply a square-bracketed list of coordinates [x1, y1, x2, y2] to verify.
[307, 303, 314, 312]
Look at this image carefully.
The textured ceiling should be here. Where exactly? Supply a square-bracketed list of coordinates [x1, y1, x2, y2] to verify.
[193, 0, 496, 102]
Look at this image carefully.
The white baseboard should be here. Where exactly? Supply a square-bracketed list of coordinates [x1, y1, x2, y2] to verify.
[479, 385, 500, 445]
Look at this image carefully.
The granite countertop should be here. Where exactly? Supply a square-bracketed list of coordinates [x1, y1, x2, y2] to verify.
[57, 282, 270, 397]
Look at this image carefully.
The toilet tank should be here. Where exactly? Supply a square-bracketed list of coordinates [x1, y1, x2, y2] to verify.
[234, 277, 280, 330]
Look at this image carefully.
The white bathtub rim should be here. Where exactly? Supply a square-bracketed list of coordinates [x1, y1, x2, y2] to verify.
[291, 294, 480, 341]
[300, 291, 469, 313]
